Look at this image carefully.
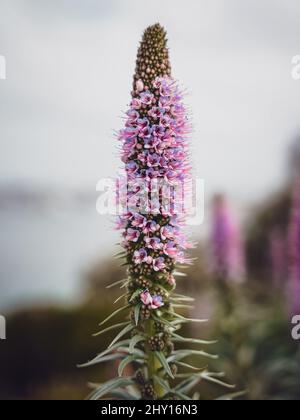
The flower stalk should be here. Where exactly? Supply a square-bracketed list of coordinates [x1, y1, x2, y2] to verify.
[84, 23, 233, 401]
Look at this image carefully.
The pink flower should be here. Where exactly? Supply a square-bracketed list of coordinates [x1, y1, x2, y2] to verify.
[160, 225, 176, 240]
[142, 220, 158, 234]
[151, 295, 164, 309]
[126, 161, 139, 174]
[140, 91, 154, 105]
[133, 248, 148, 264]
[140, 291, 153, 306]
[126, 228, 140, 242]
[131, 98, 142, 109]
[163, 241, 178, 258]
[148, 107, 164, 120]
[145, 236, 162, 250]
[147, 153, 161, 167]
[126, 109, 139, 123]
[131, 214, 146, 228]
[153, 257, 166, 271]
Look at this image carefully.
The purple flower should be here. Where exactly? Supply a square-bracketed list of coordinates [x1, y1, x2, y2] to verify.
[153, 257, 166, 272]
[137, 118, 149, 130]
[210, 195, 245, 282]
[148, 107, 165, 119]
[163, 241, 178, 259]
[145, 236, 162, 250]
[126, 228, 140, 242]
[160, 225, 176, 240]
[131, 213, 146, 228]
[131, 98, 142, 109]
[147, 153, 161, 167]
[150, 295, 164, 309]
[144, 137, 159, 149]
[126, 161, 139, 174]
[288, 176, 300, 315]
[142, 220, 158, 234]
[140, 91, 154, 105]
[133, 248, 148, 264]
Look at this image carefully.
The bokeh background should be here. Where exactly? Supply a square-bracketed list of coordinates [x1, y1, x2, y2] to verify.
[0, 0, 300, 400]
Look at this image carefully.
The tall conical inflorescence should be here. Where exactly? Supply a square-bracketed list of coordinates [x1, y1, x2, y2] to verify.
[288, 175, 300, 315]
[210, 194, 245, 282]
[84, 24, 232, 401]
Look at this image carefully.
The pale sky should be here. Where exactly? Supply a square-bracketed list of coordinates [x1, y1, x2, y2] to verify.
[1, 0, 300, 203]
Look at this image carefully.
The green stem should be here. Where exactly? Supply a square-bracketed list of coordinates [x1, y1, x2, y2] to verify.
[145, 319, 165, 399]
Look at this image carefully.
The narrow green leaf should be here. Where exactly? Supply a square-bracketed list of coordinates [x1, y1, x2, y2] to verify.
[176, 361, 206, 371]
[116, 346, 145, 359]
[200, 371, 235, 389]
[129, 289, 143, 303]
[216, 391, 247, 400]
[108, 323, 133, 349]
[88, 377, 134, 400]
[93, 322, 130, 337]
[114, 293, 127, 304]
[99, 304, 129, 326]
[175, 376, 202, 394]
[134, 304, 141, 326]
[173, 271, 187, 277]
[79, 352, 125, 368]
[171, 332, 217, 345]
[106, 279, 127, 289]
[129, 335, 145, 354]
[167, 350, 218, 363]
[78, 340, 130, 367]
[155, 351, 174, 379]
[118, 355, 138, 377]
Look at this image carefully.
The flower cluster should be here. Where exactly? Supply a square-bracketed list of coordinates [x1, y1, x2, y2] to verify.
[288, 176, 300, 315]
[117, 76, 193, 288]
[210, 194, 245, 282]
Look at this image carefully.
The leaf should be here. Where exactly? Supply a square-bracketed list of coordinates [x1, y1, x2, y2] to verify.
[88, 377, 135, 400]
[99, 304, 130, 326]
[116, 346, 146, 358]
[129, 335, 145, 354]
[176, 361, 206, 371]
[175, 376, 203, 394]
[216, 391, 247, 400]
[171, 332, 217, 345]
[134, 304, 141, 326]
[172, 304, 194, 309]
[108, 390, 139, 400]
[79, 353, 125, 368]
[200, 371, 235, 389]
[114, 293, 127, 304]
[106, 279, 127, 289]
[78, 339, 130, 368]
[118, 355, 138, 377]
[167, 350, 218, 363]
[129, 289, 143, 303]
[173, 271, 187, 277]
[167, 312, 208, 324]
[93, 322, 130, 337]
[155, 351, 174, 379]
[108, 323, 134, 349]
